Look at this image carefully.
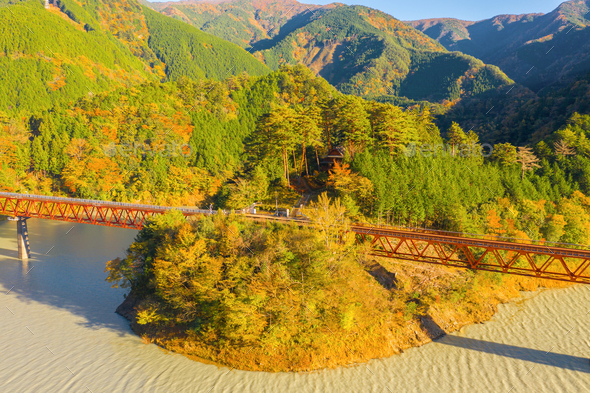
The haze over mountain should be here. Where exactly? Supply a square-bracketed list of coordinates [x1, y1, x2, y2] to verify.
[409, 0, 590, 91]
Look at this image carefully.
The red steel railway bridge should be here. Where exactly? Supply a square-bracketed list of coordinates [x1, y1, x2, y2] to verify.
[2, 192, 590, 284]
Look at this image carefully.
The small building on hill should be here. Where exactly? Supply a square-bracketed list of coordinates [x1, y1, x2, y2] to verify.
[320, 146, 346, 171]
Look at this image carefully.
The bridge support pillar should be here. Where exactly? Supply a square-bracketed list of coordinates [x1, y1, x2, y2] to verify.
[16, 217, 31, 260]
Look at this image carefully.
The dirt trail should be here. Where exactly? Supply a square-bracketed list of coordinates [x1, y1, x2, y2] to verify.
[290, 177, 315, 217]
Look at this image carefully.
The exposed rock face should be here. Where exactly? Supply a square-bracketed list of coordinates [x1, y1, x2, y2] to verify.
[115, 291, 139, 321]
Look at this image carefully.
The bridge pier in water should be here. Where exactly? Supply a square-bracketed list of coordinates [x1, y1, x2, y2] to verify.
[16, 217, 31, 260]
[4, 192, 590, 284]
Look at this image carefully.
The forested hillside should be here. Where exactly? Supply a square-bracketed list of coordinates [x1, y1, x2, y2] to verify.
[146, 1, 514, 104]
[142, 0, 590, 144]
[0, 66, 336, 205]
[143, 7, 269, 81]
[2, 65, 590, 249]
[409, 0, 590, 92]
[0, 0, 269, 114]
[256, 5, 512, 102]
[439, 71, 590, 144]
[0, 0, 152, 114]
[150, 0, 329, 49]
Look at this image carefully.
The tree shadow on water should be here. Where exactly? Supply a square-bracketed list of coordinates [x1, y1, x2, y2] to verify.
[0, 256, 134, 336]
[436, 335, 590, 373]
[0, 220, 138, 337]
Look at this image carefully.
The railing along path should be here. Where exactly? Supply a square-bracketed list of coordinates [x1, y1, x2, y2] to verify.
[2, 192, 590, 283]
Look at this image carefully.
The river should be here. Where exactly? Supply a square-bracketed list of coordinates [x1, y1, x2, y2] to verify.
[1, 219, 589, 392]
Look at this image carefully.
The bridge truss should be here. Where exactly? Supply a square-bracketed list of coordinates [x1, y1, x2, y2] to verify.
[353, 225, 590, 284]
[2, 192, 590, 284]
[0, 192, 213, 230]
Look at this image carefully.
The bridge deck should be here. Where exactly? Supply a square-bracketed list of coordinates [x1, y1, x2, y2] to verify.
[0, 192, 214, 215]
[351, 224, 590, 259]
[2, 192, 590, 283]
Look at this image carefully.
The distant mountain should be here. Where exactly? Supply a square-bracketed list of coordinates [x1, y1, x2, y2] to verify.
[409, 0, 590, 92]
[1, 0, 269, 114]
[146, 1, 514, 103]
[257, 5, 513, 102]
[150, 0, 331, 49]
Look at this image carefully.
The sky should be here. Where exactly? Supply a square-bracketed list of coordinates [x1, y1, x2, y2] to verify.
[298, 0, 567, 21]
[152, 0, 567, 21]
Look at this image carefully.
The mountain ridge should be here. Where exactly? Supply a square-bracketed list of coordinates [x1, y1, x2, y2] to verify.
[145, 0, 514, 103]
[408, 0, 590, 91]
[148, 0, 333, 48]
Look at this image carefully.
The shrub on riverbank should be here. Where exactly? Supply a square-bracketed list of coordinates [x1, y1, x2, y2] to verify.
[107, 202, 567, 372]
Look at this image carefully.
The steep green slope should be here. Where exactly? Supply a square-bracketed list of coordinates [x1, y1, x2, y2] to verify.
[1, 0, 269, 114]
[143, 6, 270, 81]
[58, 0, 270, 81]
[409, 0, 590, 91]
[0, 0, 152, 114]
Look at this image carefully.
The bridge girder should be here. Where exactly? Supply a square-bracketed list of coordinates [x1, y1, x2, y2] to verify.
[2, 192, 590, 284]
[353, 225, 590, 284]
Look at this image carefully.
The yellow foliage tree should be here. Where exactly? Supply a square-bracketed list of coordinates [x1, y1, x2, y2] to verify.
[328, 162, 374, 209]
[303, 192, 350, 250]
